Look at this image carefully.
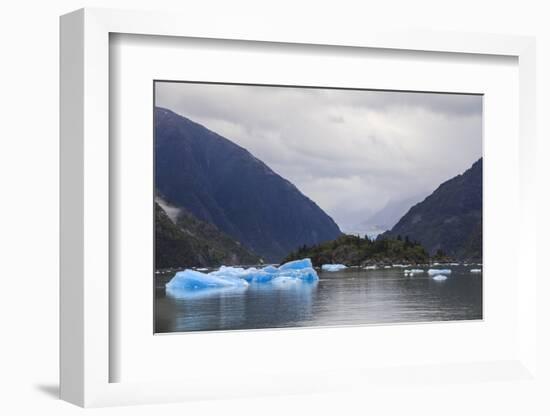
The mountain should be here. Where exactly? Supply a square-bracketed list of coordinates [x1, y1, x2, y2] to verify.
[381, 158, 482, 261]
[154, 107, 342, 262]
[155, 202, 260, 269]
[346, 194, 426, 238]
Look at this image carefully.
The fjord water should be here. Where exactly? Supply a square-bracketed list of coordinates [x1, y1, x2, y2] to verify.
[155, 266, 482, 333]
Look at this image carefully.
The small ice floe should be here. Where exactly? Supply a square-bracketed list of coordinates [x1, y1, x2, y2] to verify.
[432, 262, 440, 266]
[364, 265, 377, 270]
[384, 265, 392, 269]
[432, 274, 448, 281]
[392, 264, 410, 268]
[321, 264, 347, 272]
[449, 263, 460, 266]
[195, 267, 209, 272]
[427, 269, 452, 276]
[470, 269, 482, 273]
[404, 269, 424, 276]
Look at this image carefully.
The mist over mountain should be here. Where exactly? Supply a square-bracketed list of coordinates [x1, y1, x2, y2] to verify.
[155, 202, 260, 269]
[154, 107, 342, 262]
[381, 158, 482, 261]
[345, 194, 426, 238]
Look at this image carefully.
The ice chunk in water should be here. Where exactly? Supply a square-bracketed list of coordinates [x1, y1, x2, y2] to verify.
[287, 267, 318, 282]
[245, 262, 318, 282]
[166, 269, 249, 291]
[279, 258, 313, 271]
[470, 269, 482, 273]
[432, 274, 448, 281]
[321, 264, 347, 272]
[274, 259, 318, 282]
[427, 269, 452, 275]
[165, 258, 319, 294]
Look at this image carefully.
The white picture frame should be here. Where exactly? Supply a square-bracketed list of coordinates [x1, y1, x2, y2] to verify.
[60, 7, 538, 407]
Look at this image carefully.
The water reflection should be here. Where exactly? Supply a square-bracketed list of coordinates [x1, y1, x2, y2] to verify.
[166, 285, 248, 300]
[155, 267, 482, 333]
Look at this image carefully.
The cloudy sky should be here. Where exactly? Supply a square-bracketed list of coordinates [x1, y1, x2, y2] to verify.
[155, 82, 482, 234]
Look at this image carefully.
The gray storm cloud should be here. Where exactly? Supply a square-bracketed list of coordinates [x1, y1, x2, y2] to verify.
[155, 82, 482, 233]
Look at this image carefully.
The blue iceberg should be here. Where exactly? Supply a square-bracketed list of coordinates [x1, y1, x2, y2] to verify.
[321, 264, 347, 272]
[166, 269, 249, 291]
[165, 258, 319, 295]
[279, 258, 313, 271]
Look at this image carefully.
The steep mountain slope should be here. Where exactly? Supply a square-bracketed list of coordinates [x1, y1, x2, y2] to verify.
[155, 202, 260, 269]
[381, 158, 482, 261]
[154, 107, 342, 262]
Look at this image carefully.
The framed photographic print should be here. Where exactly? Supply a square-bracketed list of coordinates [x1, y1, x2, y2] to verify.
[60, 8, 538, 408]
[152, 81, 483, 334]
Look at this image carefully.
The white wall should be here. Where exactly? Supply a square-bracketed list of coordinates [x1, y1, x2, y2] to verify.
[1, 0, 548, 415]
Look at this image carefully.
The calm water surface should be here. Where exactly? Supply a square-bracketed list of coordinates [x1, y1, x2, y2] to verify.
[155, 266, 482, 333]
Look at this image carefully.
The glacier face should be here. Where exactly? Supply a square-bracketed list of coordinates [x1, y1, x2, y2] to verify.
[165, 258, 319, 296]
